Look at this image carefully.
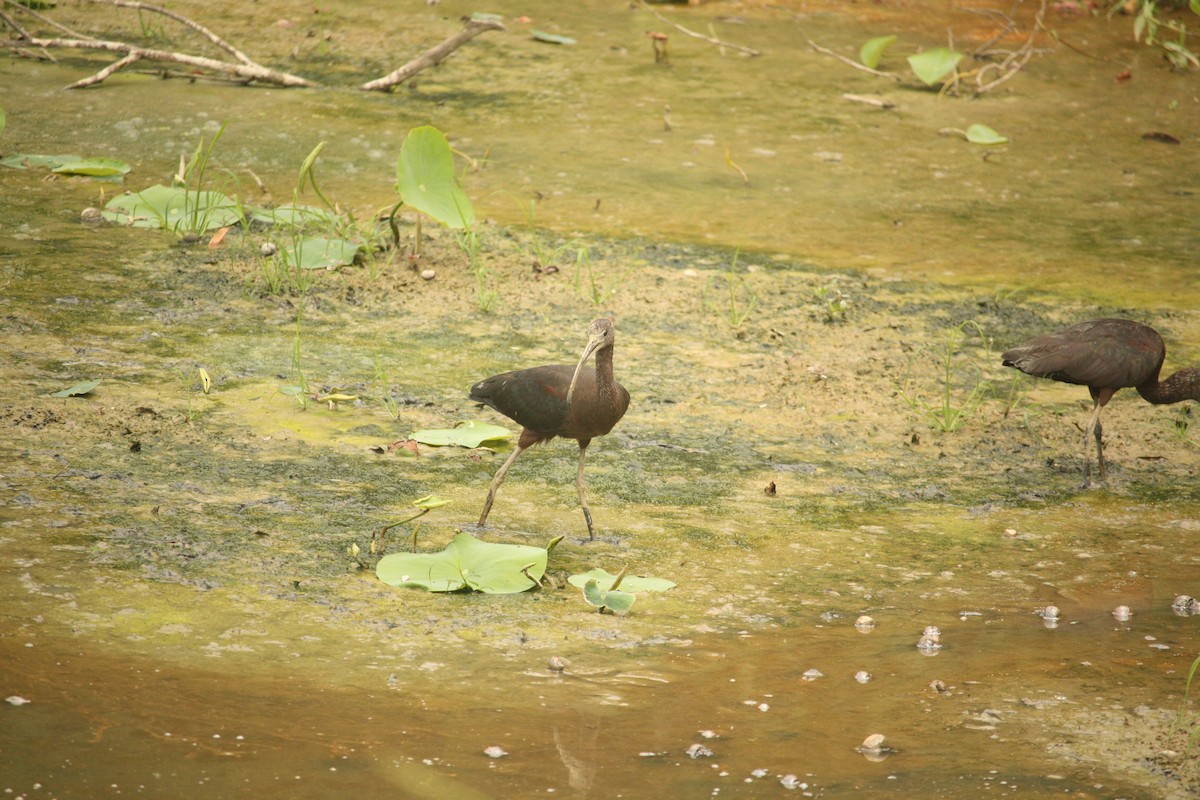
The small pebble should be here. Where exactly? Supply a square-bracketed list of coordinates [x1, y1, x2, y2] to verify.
[854, 615, 875, 632]
[699, 730, 718, 739]
[686, 743, 713, 759]
[80, 207, 104, 224]
[1112, 605, 1132, 622]
[929, 679, 948, 693]
[854, 670, 872, 684]
[860, 734, 888, 753]
[1002, 527, 1018, 537]
[922, 626, 941, 638]
[547, 656, 569, 672]
[751, 768, 769, 778]
[260, 242, 278, 257]
[802, 668, 823, 682]
[420, 269, 436, 280]
[483, 746, 507, 758]
[780, 774, 804, 789]
[1041, 605, 1060, 620]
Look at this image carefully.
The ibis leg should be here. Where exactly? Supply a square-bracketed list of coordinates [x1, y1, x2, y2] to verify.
[1094, 418, 1106, 481]
[576, 440, 595, 540]
[1082, 401, 1103, 487]
[479, 445, 527, 527]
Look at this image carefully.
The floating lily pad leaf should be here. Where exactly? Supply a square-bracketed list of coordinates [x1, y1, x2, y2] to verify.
[582, 578, 636, 614]
[410, 420, 511, 448]
[53, 157, 131, 178]
[278, 236, 361, 270]
[376, 531, 548, 594]
[396, 126, 475, 230]
[102, 184, 242, 231]
[51, 379, 100, 397]
[248, 203, 340, 229]
[965, 123, 1008, 145]
[567, 568, 676, 593]
[859, 35, 897, 69]
[907, 47, 964, 86]
[0, 153, 81, 170]
[532, 30, 576, 45]
[413, 494, 452, 510]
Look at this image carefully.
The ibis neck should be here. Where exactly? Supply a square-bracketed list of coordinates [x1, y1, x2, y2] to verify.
[1137, 367, 1200, 405]
[593, 346, 617, 395]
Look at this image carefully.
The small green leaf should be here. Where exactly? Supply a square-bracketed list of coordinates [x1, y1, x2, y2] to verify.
[51, 379, 100, 397]
[396, 126, 475, 230]
[964, 123, 1008, 145]
[1190, 0, 1200, 16]
[532, 30, 576, 45]
[907, 47, 964, 86]
[410, 420, 512, 448]
[582, 578, 636, 613]
[568, 568, 676, 593]
[859, 35, 897, 69]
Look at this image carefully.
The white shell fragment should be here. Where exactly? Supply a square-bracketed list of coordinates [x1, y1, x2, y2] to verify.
[5, 696, 31, 706]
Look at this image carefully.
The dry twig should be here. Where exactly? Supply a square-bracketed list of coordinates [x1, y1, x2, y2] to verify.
[638, 2, 761, 57]
[797, 27, 903, 82]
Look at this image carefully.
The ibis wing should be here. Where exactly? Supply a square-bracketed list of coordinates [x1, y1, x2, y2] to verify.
[469, 365, 577, 434]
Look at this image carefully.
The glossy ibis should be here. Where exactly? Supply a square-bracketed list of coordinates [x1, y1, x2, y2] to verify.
[1001, 318, 1200, 484]
[470, 318, 630, 539]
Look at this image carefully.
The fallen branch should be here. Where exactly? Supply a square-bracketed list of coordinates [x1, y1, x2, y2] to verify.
[0, 0, 316, 88]
[361, 18, 505, 91]
[638, 2, 761, 57]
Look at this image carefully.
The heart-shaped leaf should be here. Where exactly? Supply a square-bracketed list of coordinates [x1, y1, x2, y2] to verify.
[51, 379, 100, 397]
[278, 237, 361, 270]
[965, 123, 1008, 145]
[102, 184, 242, 231]
[568, 568, 676, 593]
[376, 531, 548, 594]
[410, 420, 511, 448]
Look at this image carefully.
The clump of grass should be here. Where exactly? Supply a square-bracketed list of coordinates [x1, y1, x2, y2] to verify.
[1173, 654, 1200, 754]
[713, 248, 758, 328]
[899, 320, 993, 433]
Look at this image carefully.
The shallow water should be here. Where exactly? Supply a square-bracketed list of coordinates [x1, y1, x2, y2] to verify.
[3, 1, 1200, 797]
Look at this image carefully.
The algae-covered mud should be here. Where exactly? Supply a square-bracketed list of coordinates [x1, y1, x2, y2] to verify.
[3, 0, 1200, 797]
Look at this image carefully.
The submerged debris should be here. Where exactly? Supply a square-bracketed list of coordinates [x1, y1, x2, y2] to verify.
[686, 743, 713, 759]
[917, 626, 942, 654]
[1171, 595, 1200, 615]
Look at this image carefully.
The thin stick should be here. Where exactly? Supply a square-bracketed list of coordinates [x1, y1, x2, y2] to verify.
[86, 0, 256, 65]
[797, 28, 903, 82]
[361, 18, 505, 91]
[639, 2, 761, 57]
[68, 51, 141, 88]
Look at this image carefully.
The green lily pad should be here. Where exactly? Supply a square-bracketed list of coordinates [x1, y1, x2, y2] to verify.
[376, 531, 548, 594]
[965, 123, 1008, 145]
[582, 578, 635, 614]
[102, 184, 242, 232]
[907, 47, 964, 86]
[859, 35, 897, 69]
[412, 494, 452, 510]
[278, 236, 361, 270]
[532, 30, 576, 45]
[52, 157, 131, 178]
[1, 153, 81, 170]
[395, 126, 475, 230]
[51, 379, 100, 397]
[249, 203, 341, 230]
[410, 420, 511, 448]
[567, 568, 676, 593]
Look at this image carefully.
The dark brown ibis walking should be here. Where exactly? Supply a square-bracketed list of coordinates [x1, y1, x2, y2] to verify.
[1001, 318, 1200, 485]
[469, 318, 630, 539]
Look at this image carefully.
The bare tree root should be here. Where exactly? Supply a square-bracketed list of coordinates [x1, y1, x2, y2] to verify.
[0, 0, 314, 88]
[361, 17, 506, 92]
